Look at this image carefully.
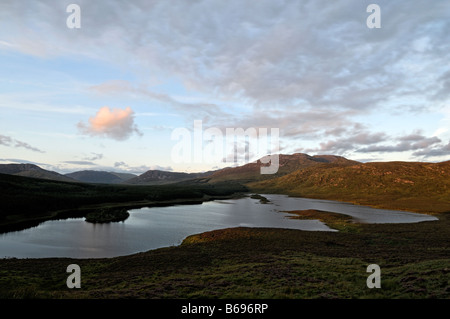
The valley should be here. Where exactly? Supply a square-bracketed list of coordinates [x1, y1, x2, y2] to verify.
[0, 153, 449, 299]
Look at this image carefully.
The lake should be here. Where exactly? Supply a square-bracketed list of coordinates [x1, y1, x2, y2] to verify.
[0, 194, 437, 259]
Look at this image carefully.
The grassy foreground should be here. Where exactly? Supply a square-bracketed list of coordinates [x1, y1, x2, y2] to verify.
[0, 211, 448, 299]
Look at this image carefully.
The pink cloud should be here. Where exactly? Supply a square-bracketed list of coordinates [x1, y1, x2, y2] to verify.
[78, 106, 142, 141]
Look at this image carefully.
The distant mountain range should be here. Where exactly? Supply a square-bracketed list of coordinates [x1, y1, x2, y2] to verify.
[0, 153, 358, 185]
[0, 163, 215, 185]
[0, 164, 137, 184]
[1, 154, 450, 213]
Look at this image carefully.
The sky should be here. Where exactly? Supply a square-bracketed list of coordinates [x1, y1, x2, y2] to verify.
[0, 0, 449, 174]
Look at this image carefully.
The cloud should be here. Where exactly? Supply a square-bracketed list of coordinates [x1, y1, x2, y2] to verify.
[2, 0, 450, 164]
[77, 106, 142, 141]
[0, 158, 45, 165]
[89, 80, 228, 123]
[83, 153, 103, 161]
[114, 161, 173, 174]
[357, 135, 441, 153]
[148, 165, 173, 172]
[298, 128, 445, 159]
[0, 134, 45, 153]
[0, 135, 13, 146]
[114, 161, 127, 168]
[412, 140, 450, 158]
[63, 161, 97, 166]
[88, 80, 132, 95]
[302, 131, 388, 155]
[13, 140, 45, 153]
[5, 0, 448, 112]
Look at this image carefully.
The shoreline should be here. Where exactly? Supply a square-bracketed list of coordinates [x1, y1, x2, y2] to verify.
[0, 193, 444, 260]
[0, 193, 245, 235]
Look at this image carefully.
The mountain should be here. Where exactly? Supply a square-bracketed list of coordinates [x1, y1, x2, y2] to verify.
[202, 153, 359, 184]
[65, 170, 137, 184]
[0, 163, 76, 182]
[1, 155, 450, 214]
[0, 154, 357, 185]
[247, 160, 450, 213]
[124, 169, 215, 185]
[111, 172, 137, 181]
[125, 153, 359, 185]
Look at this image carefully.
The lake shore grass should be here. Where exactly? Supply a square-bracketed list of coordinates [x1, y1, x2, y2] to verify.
[282, 209, 360, 233]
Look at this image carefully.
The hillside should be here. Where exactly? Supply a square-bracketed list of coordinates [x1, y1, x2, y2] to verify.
[248, 160, 450, 213]
[125, 169, 215, 185]
[65, 170, 137, 184]
[203, 153, 359, 184]
[0, 163, 75, 182]
[2, 155, 450, 215]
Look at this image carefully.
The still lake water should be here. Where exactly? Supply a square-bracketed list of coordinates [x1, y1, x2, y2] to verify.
[0, 194, 437, 259]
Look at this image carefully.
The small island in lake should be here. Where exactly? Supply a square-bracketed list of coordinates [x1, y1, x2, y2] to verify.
[250, 194, 270, 204]
[85, 208, 130, 223]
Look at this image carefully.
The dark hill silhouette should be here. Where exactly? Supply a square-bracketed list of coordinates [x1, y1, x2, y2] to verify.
[65, 170, 136, 184]
[0, 163, 75, 182]
[124, 169, 215, 185]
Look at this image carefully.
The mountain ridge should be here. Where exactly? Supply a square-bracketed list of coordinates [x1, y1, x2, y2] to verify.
[65, 170, 137, 184]
[124, 169, 216, 185]
[2, 153, 450, 212]
[0, 163, 76, 183]
[201, 153, 360, 183]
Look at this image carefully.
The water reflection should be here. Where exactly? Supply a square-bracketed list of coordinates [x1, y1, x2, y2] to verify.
[0, 194, 437, 258]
